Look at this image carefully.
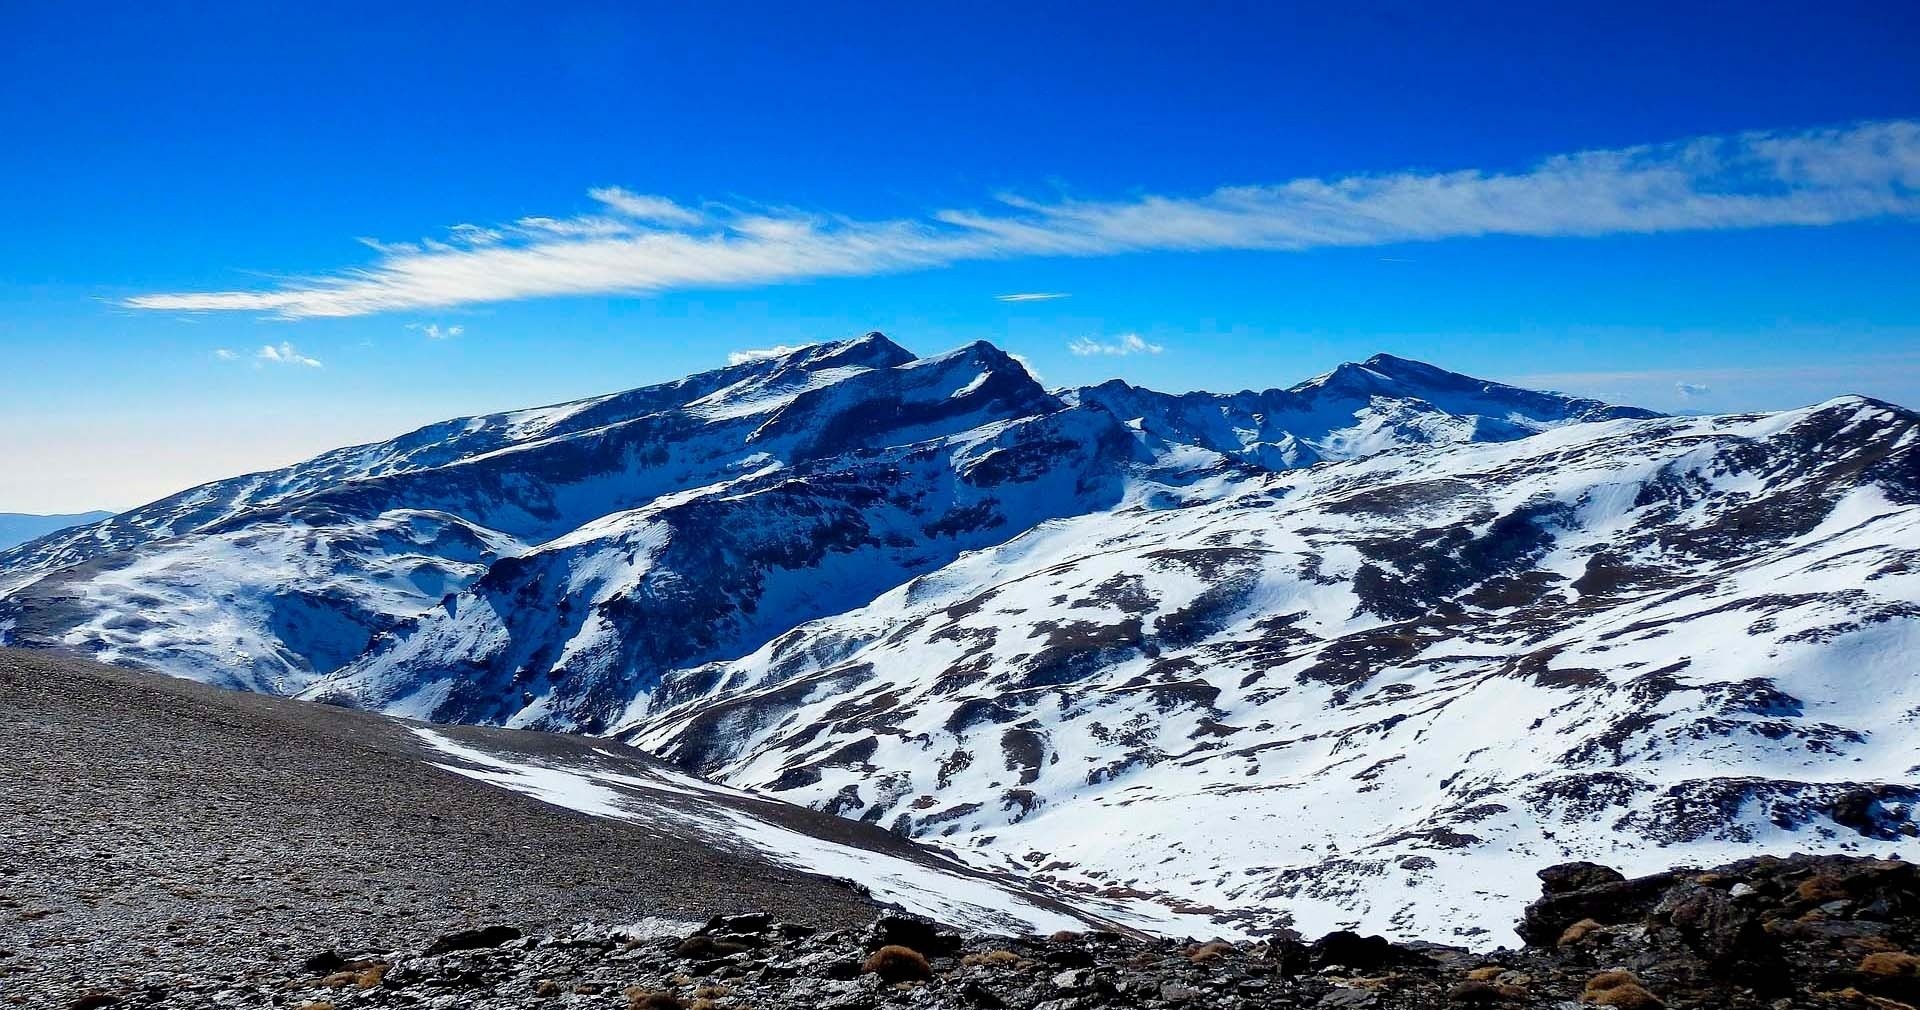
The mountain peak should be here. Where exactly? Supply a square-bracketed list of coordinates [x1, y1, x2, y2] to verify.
[1300, 353, 1481, 395]
[1294, 353, 1661, 422]
[767, 331, 916, 372]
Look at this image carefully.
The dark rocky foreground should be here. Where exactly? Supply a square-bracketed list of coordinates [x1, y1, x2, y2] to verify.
[0, 648, 908, 1006]
[36, 853, 1920, 1010]
[12, 646, 1920, 1009]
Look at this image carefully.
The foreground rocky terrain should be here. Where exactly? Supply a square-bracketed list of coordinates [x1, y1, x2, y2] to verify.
[42, 853, 1920, 1010]
[0, 649, 1111, 1007]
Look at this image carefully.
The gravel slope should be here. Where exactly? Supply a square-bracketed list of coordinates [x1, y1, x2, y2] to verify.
[0, 648, 912, 1002]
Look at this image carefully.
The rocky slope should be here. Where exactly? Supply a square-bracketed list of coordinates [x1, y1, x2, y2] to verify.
[53, 854, 1920, 1010]
[0, 647, 1127, 1007]
[5, 334, 1917, 942]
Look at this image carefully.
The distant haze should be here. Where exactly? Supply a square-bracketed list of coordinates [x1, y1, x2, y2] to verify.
[0, 512, 115, 552]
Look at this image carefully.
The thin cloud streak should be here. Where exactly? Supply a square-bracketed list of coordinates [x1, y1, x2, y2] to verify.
[127, 120, 1920, 319]
[996, 292, 1071, 302]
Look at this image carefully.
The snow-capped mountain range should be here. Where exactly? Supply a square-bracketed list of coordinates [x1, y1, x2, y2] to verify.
[5, 333, 1916, 940]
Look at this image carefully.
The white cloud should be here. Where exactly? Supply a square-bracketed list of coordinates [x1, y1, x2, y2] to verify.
[447, 223, 503, 245]
[1007, 352, 1043, 381]
[1068, 333, 1162, 357]
[727, 344, 811, 365]
[125, 120, 1920, 319]
[588, 187, 706, 226]
[213, 348, 237, 360]
[996, 292, 1071, 302]
[407, 322, 465, 340]
[1675, 381, 1712, 398]
[256, 342, 322, 368]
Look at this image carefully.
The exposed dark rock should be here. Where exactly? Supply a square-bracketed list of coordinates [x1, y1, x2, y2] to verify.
[1517, 870, 1679, 946]
[1309, 930, 1425, 971]
[866, 913, 965, 955]
[1537, 860, 1627, 895]
[423, 924, 523, 954]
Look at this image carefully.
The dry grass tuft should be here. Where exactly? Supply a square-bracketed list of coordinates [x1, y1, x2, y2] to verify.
[862, 944, 933, 982]
[1187, 941, 1236, 963]
[624, 987, 687, 1010]
[962, 949, 1021, 967]
[1558, 918, 1606, 946]
[1582, 971, 1663, 1009]
[1797, 873, 1851, 904]
[1860, 952, 1920, 977]
[1583, 970, 1642, 993]
[1583, 986, 1664, 1010]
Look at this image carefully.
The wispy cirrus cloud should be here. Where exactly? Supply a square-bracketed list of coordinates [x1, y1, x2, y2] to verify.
[1069, 333, 1162, 357]
[588, 186, 706, 226]
[256, 342, 322, 368]
[1675, 381, 1712, 398]
[996, 291, 1071, 302]
[126, 120, 1920, 319]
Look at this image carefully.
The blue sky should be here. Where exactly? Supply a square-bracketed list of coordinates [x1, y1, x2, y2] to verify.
[3, 2, 1918, 512]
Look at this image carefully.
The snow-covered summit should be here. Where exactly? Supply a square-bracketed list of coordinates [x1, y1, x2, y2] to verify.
[1068, 352, 1660, 472]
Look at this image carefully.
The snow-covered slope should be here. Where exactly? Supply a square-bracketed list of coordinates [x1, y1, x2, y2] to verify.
[627, 396, 1920, 940]
[8, 334, 1917, 941]
[0, 334, 937, 689]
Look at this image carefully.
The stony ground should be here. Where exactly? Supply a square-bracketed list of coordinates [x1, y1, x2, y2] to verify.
[34, 853, 1920, 1010]
[0, 648, 902, 1006]
[14, 647, 1920, 1010]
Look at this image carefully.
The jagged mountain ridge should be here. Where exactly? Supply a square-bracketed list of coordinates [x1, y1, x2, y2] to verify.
[1069, 352, 1658, 470]
[7, 333, 1917, 938]
[0, 334, 1617, 702]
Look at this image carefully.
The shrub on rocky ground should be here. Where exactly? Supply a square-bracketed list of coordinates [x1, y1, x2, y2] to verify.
[861, 944, 932, 982]
[623, 987, 685, 1010]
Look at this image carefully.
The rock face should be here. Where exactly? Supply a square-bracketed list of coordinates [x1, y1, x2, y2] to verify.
[1516, 854, 1920, 1006]
[41, 855, 1920, 1010]
[6, 334, 1920, 939]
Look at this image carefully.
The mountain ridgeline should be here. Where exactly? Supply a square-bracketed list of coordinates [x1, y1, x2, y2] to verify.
[4, 332, 1917, 938]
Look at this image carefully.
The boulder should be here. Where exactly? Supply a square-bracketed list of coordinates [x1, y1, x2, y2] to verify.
[423, 924, 522, 954]
[1517, 871, 1679, 947]
[1537, 861, 1626, 895]
[865, 913, 963, 955]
